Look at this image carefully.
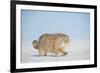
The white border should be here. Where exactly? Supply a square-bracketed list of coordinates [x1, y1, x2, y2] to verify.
[16, 4, 95, 69]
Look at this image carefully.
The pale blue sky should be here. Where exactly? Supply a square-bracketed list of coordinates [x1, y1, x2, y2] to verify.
[21, 10, 90, 42]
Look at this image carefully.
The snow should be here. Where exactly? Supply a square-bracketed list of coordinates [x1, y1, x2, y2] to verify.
[21, 40, 90, 63]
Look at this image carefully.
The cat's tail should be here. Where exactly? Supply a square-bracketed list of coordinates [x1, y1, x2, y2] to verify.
[32, 40, 38, 49]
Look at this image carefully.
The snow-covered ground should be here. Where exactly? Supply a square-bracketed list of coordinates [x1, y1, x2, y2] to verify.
[21, 40, 90, 63]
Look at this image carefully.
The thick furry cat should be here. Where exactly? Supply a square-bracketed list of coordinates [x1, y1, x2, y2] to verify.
[32, 33, 70, 56]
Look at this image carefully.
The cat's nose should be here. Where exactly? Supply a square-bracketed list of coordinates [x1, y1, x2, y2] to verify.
[64, 52, 68, 55]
